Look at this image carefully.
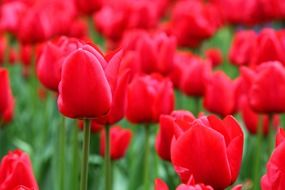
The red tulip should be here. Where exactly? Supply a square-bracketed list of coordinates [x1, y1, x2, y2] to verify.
[136, 32, 176, 75]
[211, 0, 265, 25]
[276, 128, 285, 147]
[119, 30, 176, 77]
[179, 53, 212, 97]
[169, 0, 221, 47]
[0, 1, 28, 35]
[17, 1, 76, 44]
[58, 45, 125, 119]
[170, 51, 190, 88]
[93, 0, 161, 41]
[36, 37, 85, 91]
[205, 48, 223, 67]
[171, 115, 244, 190]
[261, 0, 285, 20]
[100, 126, 132, 160]
[74, 0, 103, 15]
[241, 61, 285, 113]
[261, 128, 285, 190]
[155, 110, 195, 161]
[126, 74, 174, 124]
[67, 18, 89, 39]
[0, 150, 38, 190]
[154, 179, 169, 190]
[229, 30, 257, 66]
[0, 68, 14, 123]
[203, 71, 238, 117]
[250, 29, 285, 68]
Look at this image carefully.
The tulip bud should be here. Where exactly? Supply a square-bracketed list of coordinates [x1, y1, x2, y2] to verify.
[0, 150, 38, 190]
[126, 74, 174, 124]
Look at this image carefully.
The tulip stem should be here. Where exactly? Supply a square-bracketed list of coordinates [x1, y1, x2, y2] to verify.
[143, 124, 150, 190]
[71, 122, 79, 190]
[80, 119, 91, 190]
[194, 97, 200, 117]
[59, 117, 66, 190]
[105, 124, 112, 190]
[253, 115, 263, 190]
[268, 114, 275, 155]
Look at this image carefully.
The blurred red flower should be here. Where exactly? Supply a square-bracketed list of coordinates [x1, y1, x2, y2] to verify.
[100, 125, 132, 160]
[0, 150, 38, 190]
[155, 110, 195, 161]
[203, 71, 238, 117]
[241, 61, 285, 113]
[169, 0, 221, 47]
[0, 68, 14, 124]
[205, 48, 223, 67]
[126, 74, 174, 123]
[37, 36, 86, 91]
[261, 128, 285, 190]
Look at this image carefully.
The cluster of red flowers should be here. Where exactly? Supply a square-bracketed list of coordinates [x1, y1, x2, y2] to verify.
[1, 0, 285, 190]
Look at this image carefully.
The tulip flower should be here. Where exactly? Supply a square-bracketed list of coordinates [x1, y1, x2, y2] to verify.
[250, 29, 285, 68]
[155, 110, 195, 161]
[93, 0, 161, 42]
[58, 46, 123, 119]
[0, 1, 28, 35]
[229, 30, 257, 66]
[179, 54, 212, 97]
[58, 45, 127, 190]
[169, 0, 221, 47]
[0, 150, 38, 190]
[136, 32, 176, 76]
[17, 1, 76, 44]
[261, 128, 285, 190]
[126, 74, 174, 124]
[212, 0, 264, 25]
[37, 36, 85, 91]
[119, 30, 176, 77]
[0, 68, 14, 124]
[171, 115, 244, 190]
[170, 51, 190, 88]
[203, 71, 238, 117]
[241, 61, 285, 113]
[74, 0, 103, 15]
[205, 48, 223, 67]
[126, 73, 174, 190]
[100, 126, 132, 160]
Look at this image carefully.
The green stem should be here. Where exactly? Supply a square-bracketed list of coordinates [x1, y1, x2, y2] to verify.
[71, 123, 79, 190]
[143, 124, 150, 190]
[80, 119, 91, 190]
[59, 117, 66, 190]
[193, 97, 200, 117]
[253, 115, 263, 190]
[163, 161, 176, 189]
[268, 114, 275, 155]
[105, 124, 112, 190]
[4, 33, 11, 67]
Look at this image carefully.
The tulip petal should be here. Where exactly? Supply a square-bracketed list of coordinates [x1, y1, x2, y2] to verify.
[171, 123, 232, 189]
[58, 49, 112, 119]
